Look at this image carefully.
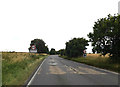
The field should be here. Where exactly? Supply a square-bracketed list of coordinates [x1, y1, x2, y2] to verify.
[2, 52, 47, 86]
[61, 53, 119, 73]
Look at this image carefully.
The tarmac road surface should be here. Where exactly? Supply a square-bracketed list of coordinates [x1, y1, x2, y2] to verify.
[27, 55, 119, 86]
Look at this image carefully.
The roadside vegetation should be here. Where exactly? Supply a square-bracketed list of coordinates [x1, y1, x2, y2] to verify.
[58, 14, 120, 73]
[61, 53, 120, 73]
[88, 14, 120, 62]
[2, 52, 47, 86]
[49, 48, 56, 55]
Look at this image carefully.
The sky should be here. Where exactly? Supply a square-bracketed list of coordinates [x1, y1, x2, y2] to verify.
[0, 0, 119, 53]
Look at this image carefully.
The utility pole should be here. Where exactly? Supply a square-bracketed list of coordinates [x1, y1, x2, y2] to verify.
[118, 1, 120, 15]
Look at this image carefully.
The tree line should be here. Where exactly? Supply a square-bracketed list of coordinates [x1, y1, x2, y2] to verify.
[29, 14, 120, 62]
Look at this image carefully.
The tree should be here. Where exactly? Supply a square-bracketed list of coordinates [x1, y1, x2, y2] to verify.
[88, 14, 120, 62]
[65, 38, 89, 57]
[29, 39, 49, 53]
[45, 45, 49, 54]
[56, 50, 60, 55]
[58, 49, 65, 56]
[49, 48, 56, 55]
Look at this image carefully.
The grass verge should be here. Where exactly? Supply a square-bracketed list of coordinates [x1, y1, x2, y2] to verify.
[2, 52, 48, 86]
[60, 54, 119, 73]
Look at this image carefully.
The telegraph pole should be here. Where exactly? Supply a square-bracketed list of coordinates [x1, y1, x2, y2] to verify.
[118, 1, 120, 15]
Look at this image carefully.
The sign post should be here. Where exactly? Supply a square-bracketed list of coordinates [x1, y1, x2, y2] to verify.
[83, 50, 87, 58]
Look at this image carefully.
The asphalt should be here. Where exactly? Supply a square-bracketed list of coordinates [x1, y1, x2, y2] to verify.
[28, 55, 119, 86]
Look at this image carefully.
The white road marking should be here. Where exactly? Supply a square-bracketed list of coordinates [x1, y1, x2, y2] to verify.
[78, 66, 106, 74]
[26, 58, 46, 87]
[64, 64, 106, 74]
[83, 64, 119, 75]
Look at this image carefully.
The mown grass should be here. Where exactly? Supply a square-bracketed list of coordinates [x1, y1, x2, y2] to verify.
[2, 52, 47, 86]
[61, 54, 119, 73]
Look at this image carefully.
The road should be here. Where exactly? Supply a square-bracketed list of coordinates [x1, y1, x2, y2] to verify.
[28, 55, 119, 86]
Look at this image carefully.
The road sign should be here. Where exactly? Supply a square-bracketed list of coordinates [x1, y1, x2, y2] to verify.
[31, 45, 36, 50]
[29, 45, 37, 53]
[29, 49, 37, 53]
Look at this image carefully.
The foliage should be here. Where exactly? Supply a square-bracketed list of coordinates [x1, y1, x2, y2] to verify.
[49, 48, 56, 55]
[29, 39, 49, 53]
[65, 38, 89, 57]
[56, 50, 60, 55]
[88, 14, 120, 62]
[57, 49, 65, 56]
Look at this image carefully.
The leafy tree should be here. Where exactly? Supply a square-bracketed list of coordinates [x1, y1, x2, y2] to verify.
[58, 49, 65, 56]
[49, 48, 56, 55]
[29, 39, 49, 53]
[65, 38, 89, 57]
[88, 14, 120, 62]
[45, 45, 49, 54]
[56, 50, 60, 55]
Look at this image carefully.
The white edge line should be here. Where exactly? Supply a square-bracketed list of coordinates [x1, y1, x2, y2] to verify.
[26, 58, 46, 87]
[79, 62, 119, 75]
[89, 65, 119, 75]
[60, 57, 119, 75]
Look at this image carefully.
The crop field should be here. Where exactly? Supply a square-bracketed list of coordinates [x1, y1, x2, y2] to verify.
[87, 53, 109, 58]
[2, 52, 47, 86]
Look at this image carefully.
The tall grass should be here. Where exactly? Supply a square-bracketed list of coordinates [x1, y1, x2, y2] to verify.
[61, 54, 119, 73]
[2, 52, 47, 86]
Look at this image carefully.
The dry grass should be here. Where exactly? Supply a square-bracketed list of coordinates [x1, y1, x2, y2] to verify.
[87, 53, 109, 58]
[3, 52, 28, 62]
[2, 52, 47, 62]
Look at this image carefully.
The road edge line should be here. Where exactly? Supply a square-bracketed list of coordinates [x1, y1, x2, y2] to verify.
[87, 64, 119, 75]
[59, 57, 119, 75]
[26, 58, 46, 87]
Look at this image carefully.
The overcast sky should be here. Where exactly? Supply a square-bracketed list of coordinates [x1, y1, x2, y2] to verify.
[0, 0, 119, 53]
